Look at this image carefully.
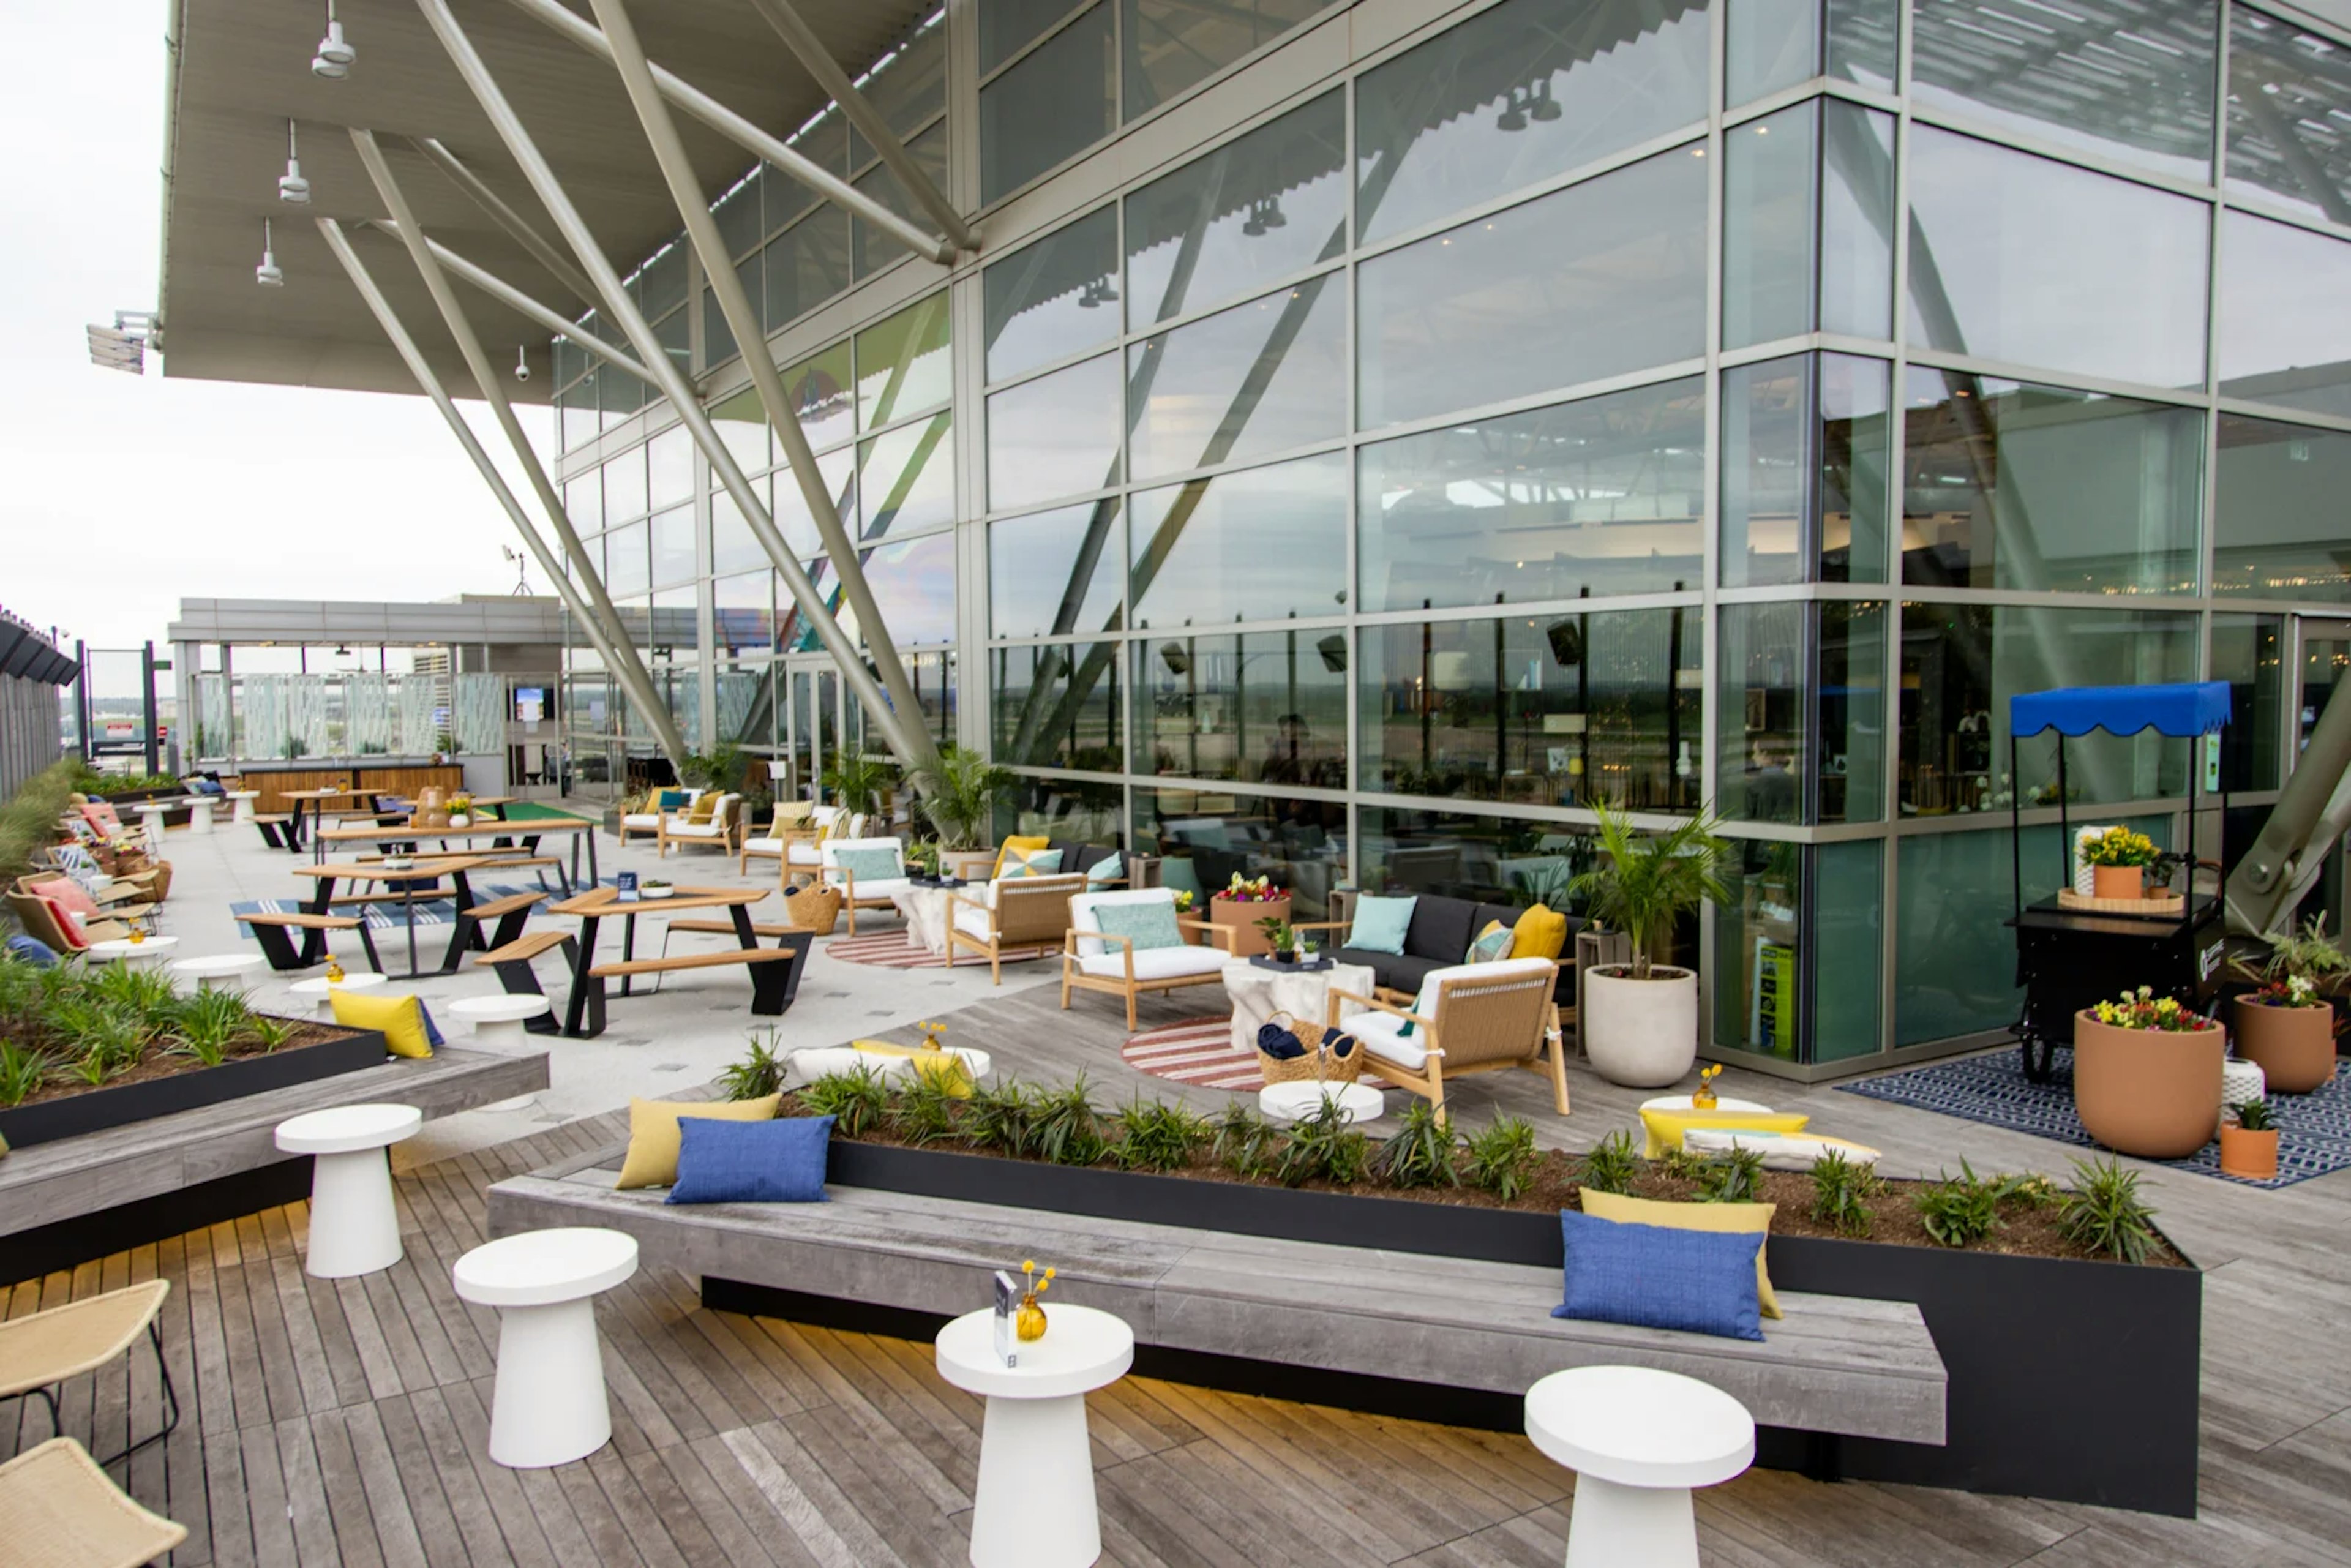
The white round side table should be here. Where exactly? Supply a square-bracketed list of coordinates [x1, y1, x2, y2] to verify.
[451, 993, 552, 1047]
[185, 797, 216, 836]
[86, 936, 179, 969]
[289, 972, 389, 1019]
[133, 804, 171, 853]
[1525, 1365, 1754, 1568]
[452, 1228, 640, 1469]
[171, 953, 266, 992]
[227, 790, 261, 825]
[1258, 1079, 1387, 1126]
[274, 1103, 424, 1279]
[1638, 1094, 1773, 1157]
[936, 1303, 1134, 1568]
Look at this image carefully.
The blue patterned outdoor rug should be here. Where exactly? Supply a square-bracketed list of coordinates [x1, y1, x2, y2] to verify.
[1839, 1046, 2351, 1189]
[230, 882, 551, 935]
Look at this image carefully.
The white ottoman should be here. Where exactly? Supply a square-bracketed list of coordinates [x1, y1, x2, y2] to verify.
[452, 993, 552, 1047]
[290, 971, 389, 1019]
[227, 790, 261, 825]
[274, 1103, 423, 1279]
[1525, 1365, 1754, 1568]
[171, 953, 266, 992]
[1258, 1079, 1386, 1126]
[186, 797, 216, 835]
[454, 1228, 639, 1469]
[936, 1303, 1133, 1568]
[2222, 1057, 2267, 1133]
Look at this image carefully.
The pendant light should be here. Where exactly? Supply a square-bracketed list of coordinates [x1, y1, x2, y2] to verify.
[278, 120, 310, 204]
[313, 0, 354, 78]
[257, 219, 284, 287]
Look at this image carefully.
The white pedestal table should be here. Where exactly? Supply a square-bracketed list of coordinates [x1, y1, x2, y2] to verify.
[453, 1228, 639, 1469]
[1524, 1365, 1754, 1568]
[274, 1103, 423, 1279]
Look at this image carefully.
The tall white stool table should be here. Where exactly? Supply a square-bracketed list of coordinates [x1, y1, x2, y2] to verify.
[274, 1103, 423, 1279]
[936, 1302, 1133, 1568]
[184, 797, 216, 835]
[227, 790, 261, 825]
[290, 971, 389, 1019]
[452, 994, 553, 1111]
[133, 803, 171, 853]
[453, 1228, 639, 1469]
[171, 953, 265, 993]
[1526, 1365, 1754, 1568]
[86, 935, 179, 970]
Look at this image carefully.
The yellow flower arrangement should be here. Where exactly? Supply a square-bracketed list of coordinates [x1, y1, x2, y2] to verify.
[2080, 826, 2158, 869]
[2090, 985, 2214, 1032]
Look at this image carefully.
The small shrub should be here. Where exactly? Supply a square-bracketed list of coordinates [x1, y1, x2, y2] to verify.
[168, 989, 257, 1069]
[1214, 1104, 1278, 1180]
[719, 1028, 787, 1101]
[249, 1015, 300, 1053]
[2233, 1097, 2276, 1133]
[1914, 1160, 2003, 1248]
[1275, 1098, 1372, 1188]
[1030, 1078, 1109, 1166]
[56, 999, 151, 1076]
[1577, 1130, 1641, 1196]
[0, 1040, 49, 1107]
[2057, 1157, 2161, 1265]
[1114, 1098, 1210, 1172]
[1694, 1147, 1766, 1204]
[964, 1080, 1039, 1157]
[801, 1067, 890, 1139]
[1656, 1144, 1706, 1184]
[1992, 1172, 2060, 1210]
[1373, 1101, 1460, 1190]
[890, 1075, 963, 1146]
[1462, 1116, 1541, 1201]
[1809, 1150, 1883, 1237]
[89, 960, 176, 1022]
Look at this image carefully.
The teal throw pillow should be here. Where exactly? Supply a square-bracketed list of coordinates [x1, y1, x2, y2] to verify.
[656, 789, 686, 811]
[1001, 849, 1065, 879]
[832, 846, 904, 883]
[1084, 850, 1125, 885]
[1346, 894, 1417, 956]
[1093, 898, 1183, 951]
[1466, 922, 1516, 964]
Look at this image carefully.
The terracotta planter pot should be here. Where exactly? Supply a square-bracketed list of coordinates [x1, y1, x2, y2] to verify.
[2090, 865, 2145, 901]
[2232, 995, 2339, 1093]
[1583, 966, 1698, 1087]
[2218, 1123, 2280, 1180]
[2072, 1013, 2224, 1159]
[1212, 894, 1289, 958]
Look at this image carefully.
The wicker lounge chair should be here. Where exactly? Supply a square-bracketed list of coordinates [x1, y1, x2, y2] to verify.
[1327, 957, 1569, 1115]
[0, 1280, 179, 1466]
[1060, 888, 1239, 1028]
[0, 1438, 188, 1568]
[947, 874, 1085, 983]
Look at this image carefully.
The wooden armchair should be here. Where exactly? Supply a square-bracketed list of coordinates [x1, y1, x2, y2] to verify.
[1060, 888, 1240, 1029]
[737, 801, 815, 875]
[656, 792, 739, 857]
[946, 874, 1085, 984]
[1327, 958, 1567, 1115]
[819, 836, 910, 936]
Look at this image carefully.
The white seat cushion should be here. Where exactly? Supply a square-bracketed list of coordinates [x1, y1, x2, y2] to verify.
[742, 837, 782, 854]
[786, 844, 823, 865]
[664, 820, 727, 838]
[1338, 1009, 1427, 1070]
[951, 902, 995, 941]
[1077, 947, 1227, 982]
[844, 876, 912, 901]
[621, 813, 660, 829]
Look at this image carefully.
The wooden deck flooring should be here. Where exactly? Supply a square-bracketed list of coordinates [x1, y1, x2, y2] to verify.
[7, 979, 2351, 1564]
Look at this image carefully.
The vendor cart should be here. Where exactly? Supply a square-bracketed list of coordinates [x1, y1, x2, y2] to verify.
[2006, 684, 2232, 1082]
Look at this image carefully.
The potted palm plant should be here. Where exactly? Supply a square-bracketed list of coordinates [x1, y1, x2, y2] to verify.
[1567, 800, 1730, 1087]
[911, 745, 1014, 880]
[2232, 915, 2347, 1093]
[822, 752, 898, 824]
[2074, 986, 2225, 1159]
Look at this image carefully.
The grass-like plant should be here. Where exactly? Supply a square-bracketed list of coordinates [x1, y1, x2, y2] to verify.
[1373, 1100, 1460, 1189]
[1214, 1103, 1278, 1180]
[1577, 1130, 1641, 1196]
[1655, 1144, 1706, 1183]
[2057, 1157, 2161, 1265]
[54, 998, 152, 1078]
[1694, 1146, 1766, 1204]
[250, 1015, 300, 1053]
[909, 743, 1015, 850]
[801, 1066, 890, 1139]
[1914, 1160, 2003, 1248]
[964, 1080, 1039, 1157]
[1461, 1116, 1540, 1201]
[2233, 1097, 2276, 1133]
[1809, 1150, 1884, 1237]
[0, 1040, 50, 1108]
[1275, 1099, 1371, 1188]
[1030, 1077, 1109, 1166]
[1565, 798, 1731, 978]
[890, 1075, 965, 1147]
[167, 989, 257, 1069]
[1113, 1098, 1210, 1172]
[718, 1028, 787, 1101]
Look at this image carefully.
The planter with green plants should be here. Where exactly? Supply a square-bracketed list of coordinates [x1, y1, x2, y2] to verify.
[2232, 915, 2347, 1092]
[822, 751, 899, 824]
[1568, 800, 1731, 1087]
[911, 745, 1013, 858]
[2219, 1096, 2279, 1180]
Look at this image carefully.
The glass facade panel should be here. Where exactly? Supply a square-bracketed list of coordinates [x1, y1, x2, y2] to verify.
[771, 116, 850, 233]
[710, 389, 769, 476]
[2218, 211, 2351, 421]
[990, 500, 1125, 639]
[981, 3, 1115, 202]
[787, 343, 856, 452]
[981, 0, 1082, 75]
[1722, 354, 1894, 587]
[1123, 0, 1332, 118]
[1359, 376, 1706, 613]
[852, 123, 951, 276]
[858, 413, 954, 541]
[2214, 415, 2351, 601]
[1719, 600, 1886, 823]
[713, 571, 776, 656]
[1127, 278, 1345, 481]
[1358, 148, 1709, 430]
[992, 642, 1124, 770]
[771, 448, 857, 559]
[1354, 0, 1711, 246]
[1906, 126, 2209, 389]
[2225, 8, 2351, 225]
[650, 505, 697, 588]
[1727, 0, 1898, 102]
[1821, 100, 1895, 340]
[763, 209, 852, 329]
[985, 207, 1119, 383]
[1723, 102, 1820, 350]
[858, 18, 947, 140]
[1128, 452, 1348, 627]
[1357, 805, 1592, 913]
[605, 520, 649, 598]
[844, 534, 958, 648]
[1901, 369, 2203, 593]
[2211, 612, 2284, 790]
[1713, 839, 1805, 1059]
[604, 446, 648, 523]
[1125, 94, 1347, 326]
[1136, 787, 1348, 916]
[1134, 630, 1348, 784]
[714, 168, 763, 261]
[1812, 838, 1883, 1060]
[987, 352, 1122, 509]
[648, 428, 692, 507]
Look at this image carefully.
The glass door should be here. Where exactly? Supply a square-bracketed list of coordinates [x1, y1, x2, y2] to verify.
[2291, 618, 2351, 929]
[783, 658, 842, 804]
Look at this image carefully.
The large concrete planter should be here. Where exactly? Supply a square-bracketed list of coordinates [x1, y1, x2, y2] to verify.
[2072, 1013, 2224, 1159]
[2232, 995, 2338, 1093]
[1582, 964, 1697, 1087]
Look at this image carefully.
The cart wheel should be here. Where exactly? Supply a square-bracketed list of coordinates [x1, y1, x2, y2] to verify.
[2017, 1027, 2058, 1084]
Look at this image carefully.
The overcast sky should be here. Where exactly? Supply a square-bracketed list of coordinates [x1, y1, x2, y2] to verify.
[0, 8, 551, 656]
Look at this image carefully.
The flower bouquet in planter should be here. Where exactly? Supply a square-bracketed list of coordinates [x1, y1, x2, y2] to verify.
[446, 793, 474, 828]
[1213, 873, 1289, 956]
[2074, 986, 2225, 1159]
[2079, 827, 2159, 901]
[2232, 914, 2349, 1093]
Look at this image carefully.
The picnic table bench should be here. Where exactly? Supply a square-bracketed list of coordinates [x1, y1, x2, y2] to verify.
[318, 815, 599, 891]
[535, 885, 811, 1038]
[239, 910, 382, 973]
[292, 855, 498, 980]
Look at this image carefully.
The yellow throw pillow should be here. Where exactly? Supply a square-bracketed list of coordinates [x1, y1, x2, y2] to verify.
[686, 793, 719, 824]
[616, 1094, 782, 1189]
[329, 991, 432, 1060]
[992, 834, 1051, 879]
[1580, 1189, 1782, 1319]
[1638, 1108, 1811, 1159]
[1510, 902, 1568, 961]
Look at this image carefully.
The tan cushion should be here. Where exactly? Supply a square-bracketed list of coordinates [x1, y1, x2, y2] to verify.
[616, 1093, 780, 1188]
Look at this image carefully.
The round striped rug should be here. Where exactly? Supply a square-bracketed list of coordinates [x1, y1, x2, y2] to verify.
[1120, 1015, 1262, 1092]
[823, 930, 1051, 970]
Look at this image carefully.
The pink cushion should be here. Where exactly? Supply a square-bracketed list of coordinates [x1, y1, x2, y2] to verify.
[37, 879, 100, 922]
[38, 896, 89, 949]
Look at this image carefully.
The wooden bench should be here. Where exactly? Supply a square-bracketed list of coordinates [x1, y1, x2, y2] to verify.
[476, 930, 577, 1035]
[252, 813, 295, 850]
[240, 910, 382, 973]
[584, 948, 802, 1018]
[438, 890, 546, 972]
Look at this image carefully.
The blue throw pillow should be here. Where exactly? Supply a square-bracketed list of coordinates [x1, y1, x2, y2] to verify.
[417, 1000, 444, 1048]
[1084, 850, 1125, 885]
[833, 846, 904, 883]
[5, 936, 57, 968]
[1346, 894, 1417, 956]
[669, 1114, 835, 1204]
[1552, 1209, 1764, 1341]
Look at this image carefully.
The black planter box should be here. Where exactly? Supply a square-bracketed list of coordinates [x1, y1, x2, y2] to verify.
[0, 1026, 389, 1147]
[820, 1141, 2200, 1517]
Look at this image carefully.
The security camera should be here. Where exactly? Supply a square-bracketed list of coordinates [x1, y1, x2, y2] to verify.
[513, 346, 531, 383]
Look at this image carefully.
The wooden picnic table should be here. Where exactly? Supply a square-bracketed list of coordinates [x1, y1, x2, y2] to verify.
[538, 884, 804, 1038]
[291, 855, 500, 980]
[316, 814, 600, 893]
[277, 787, 364, 858]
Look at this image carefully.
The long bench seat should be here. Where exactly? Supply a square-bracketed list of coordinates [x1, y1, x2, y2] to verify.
[490, 1149, 1947, 1447]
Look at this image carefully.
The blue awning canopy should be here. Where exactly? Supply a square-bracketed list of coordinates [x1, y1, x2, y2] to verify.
[2008, 682, 2232, 739]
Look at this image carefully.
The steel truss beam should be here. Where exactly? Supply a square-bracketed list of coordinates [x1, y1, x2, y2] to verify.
[364, 219, 659, 385]
[406, 135, 601, 304]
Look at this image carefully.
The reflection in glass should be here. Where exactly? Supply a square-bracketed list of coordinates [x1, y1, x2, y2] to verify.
[856, 16, 947, 143]
[602, 360, 645, 429]
[858, 413, 954, 541]
[771, 447, 856, 558]
[2226, 9, 2351, 225]
[1125, 93, 1346, 326]
[852, 124, 950, 277]
[1123, 0, 1333, 118]
[1357, 805, 1595, 913]
[2218, 211, 2351, 421]
[1717, 601, 1885, 823]
[648, 427, 693, 507]
[992, 642, 1125, 770]
[991, 500, 1125, 639]
[1127, 279, 1344, 480]
[1129, 452, 1348, 626]
[1813, 838, 1883, 1060]
[1721, 354, 1892, 587]
[1134, 631, 1348, 784]
[840, 533, 958, 647]
[1723, 103, 1820, 350]
[1911, 0, 2217, 181]
[1358, 376, 1705, 612]
[713, 571, 776, 656]
[1727, 0, 1897, 102]
[763, 209, 852, 331]
[1136, 787, 1346, 918]
[604, 447, 648, 523]
[1901, 369, 2202, 594]
[708, 388, 768, 478]
[1358, 148, 1708, 430]
[1001, 773, 1125, 846]
[2213, 415, 2351, 602]
[987, 352, 1122, 510]
[2210, 613, 2282, 790]
[716, 661, 773, 749]
[1360, 609, 1703, 812]
[1354, 0, 1710, 246]
[769, 115, 850, 234]
[786, 343, 855, 452]
[714, 168, 763, 261]
[647, 587, 698, 661]
[637, 244, 686, 320]
[981, 4, 1115, 202]
[982, 0, 1085, 75]
[1711, 839, 1804, 1059]
[1906, 127, 2208, 389]
[985, 207, 1119, 383]
[650, 505, 697, 588]
[605, 520, 649, 598]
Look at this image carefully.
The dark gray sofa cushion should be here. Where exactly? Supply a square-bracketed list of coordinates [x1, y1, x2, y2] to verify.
[1405, 898, 1476, 966]
[1332, 892, 1581, 1003]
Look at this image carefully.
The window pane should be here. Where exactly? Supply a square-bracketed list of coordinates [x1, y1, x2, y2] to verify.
[841, 534, 958, 648]
[714, 571, 776, 656]
[858, 413, 955, 541]
[650, 505, 697, 588]
[1359, 376, 1705, 612]
[1722, 353, 1892, 587]
[762, 210, 852, 330]
[1360, 609, 1703, 812]
[1122, 0, 1332, 118]
[2210, 612, 2283, 790]
[1134, 631, 1349, 784]
[1906, 127, 2209, 389]
[703, 258, 749, 367]
[856, 293, 953, 430]
[1130, 452, 1347, 627]
[1821, 100, 1895, 340]
[1895, 823, 2068, 1043]
[981, 4, 1115, 203]
[567, 471, 600, 530]
[1355, 0, 1711, 246]
[1128, 277, 1345, 481]
[2225, 8, 2351, 225]
[983, 0, 1086, 75]
[858, 15, 946, 141]
[639, 244, 687, 320]
[1727, 0, 1897, 102]
[2218, 211, 2351, 421]
[648, 427, 693, 507]
[1717, 599, 1885, 824]
[986, 206, 1119, 383]
[988, 352, 1122, 509]
[1712, 840, 1805, 1059]
[1357, 805, 1587, 911]
[767, 116, 850, 233]
[1359, 149, 1708, 430]
[1910, 0, 2218, 181]
[1812, 838, 1883, 1060]
[1127, 94, 1347, 328]
[648, 588, 697, 662]
[2213, 414, 2351, 601]
[852, 122, 950, 277]
[604, 448, 648, 522]
[1901, 369, 2203, 594]
[771, 447, 856, 558]
[1137, 788, 1346, 917]
[709, 388, 770, 478]
[601, 361, 644, 428]
[653, 304, 691, 377]
[991, 500, 1125, 638]
[605, 520, 649, 597]
[1723, 102, 1818, 350]
[714, 168, 763, 261]
[993, 642, 1124, 770]
[786, 343, 855, 453]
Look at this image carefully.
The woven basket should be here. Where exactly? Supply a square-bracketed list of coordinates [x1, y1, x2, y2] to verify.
[786, 883, 844, 935]
[1255, 1012, 1367, 1084]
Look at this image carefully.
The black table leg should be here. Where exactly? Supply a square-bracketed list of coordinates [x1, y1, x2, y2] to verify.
[563, 915, 604, 1037]
[620, 912, 640, 997]
[729, 904, 759, 948]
